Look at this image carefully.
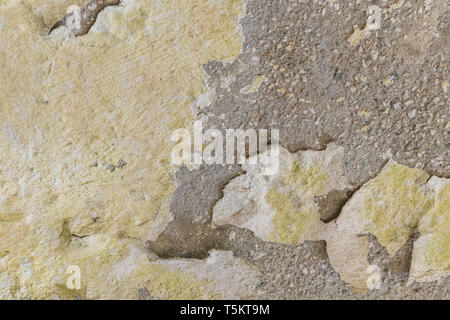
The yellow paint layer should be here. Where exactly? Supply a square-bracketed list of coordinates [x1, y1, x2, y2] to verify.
[266, 189, 318, 243]
[0, 0, 245, 299]
[361, 162, 432, 256]
[267, 161, 329, 243]
[423, 184, 450, 270]
[145, 264, 220, 300]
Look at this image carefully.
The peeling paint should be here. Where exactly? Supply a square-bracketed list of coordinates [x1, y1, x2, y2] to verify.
[0, 0, 246, 299]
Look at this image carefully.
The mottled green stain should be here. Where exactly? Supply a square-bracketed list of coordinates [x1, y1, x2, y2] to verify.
[266, 161, 328, 243]
[146, 264, 221, 300]
[282, 162, 328, 196]
[362, 162, 433, 255]
[266, 190, 317, 243]
[424, 184, 450, 270]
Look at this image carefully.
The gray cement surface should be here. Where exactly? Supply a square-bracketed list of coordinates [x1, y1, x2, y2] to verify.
[149, 0, 449, 299]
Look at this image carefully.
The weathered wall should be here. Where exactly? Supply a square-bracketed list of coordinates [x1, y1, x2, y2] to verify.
[0, 0, 448, 300]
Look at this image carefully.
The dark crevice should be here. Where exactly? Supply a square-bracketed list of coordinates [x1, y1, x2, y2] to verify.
[315, 156, 389, 224]
[48, 0, 121, 37]
[367, 231, 420, 286]
[70, 233, 89, 239]
[315, 189, 355, 223]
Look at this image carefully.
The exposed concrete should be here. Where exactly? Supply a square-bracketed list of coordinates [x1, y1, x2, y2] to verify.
[315, 189, 354, 223]
[202, 0, 449, 186]
[152, 0, 449, 299]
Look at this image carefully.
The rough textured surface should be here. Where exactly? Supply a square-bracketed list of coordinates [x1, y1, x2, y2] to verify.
[409, 177, 450, 283]
[325, 161, 433, 291]
[213, 158, 448, 293]
[144, 250, 261, 300]
[212, 144, 354, 243]
[0, 0, 246, 299]
[0, 0, 449, 300]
